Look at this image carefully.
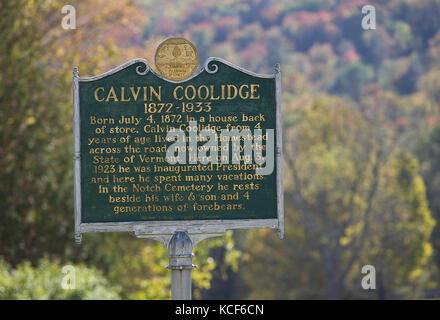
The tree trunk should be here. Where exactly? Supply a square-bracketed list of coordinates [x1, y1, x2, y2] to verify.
[324, 248, 341, 299]
[326, 271, 341, 299]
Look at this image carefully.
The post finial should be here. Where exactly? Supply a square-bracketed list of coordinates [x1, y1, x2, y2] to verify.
[167, 232, 195, 270]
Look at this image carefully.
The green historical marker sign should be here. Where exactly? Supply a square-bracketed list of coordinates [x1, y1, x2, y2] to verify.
[73, 40, 283, 243]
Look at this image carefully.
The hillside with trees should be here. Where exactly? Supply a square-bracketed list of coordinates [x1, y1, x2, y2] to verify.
[1, 0, 440, 299]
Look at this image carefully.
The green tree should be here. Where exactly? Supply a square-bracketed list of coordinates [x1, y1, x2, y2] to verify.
[243, 96, 435, 299]
[0, 0, 143, 267]
[0, 0, 73, 265]
[418, 126, 440, 289]
[0, 258, 120, 299]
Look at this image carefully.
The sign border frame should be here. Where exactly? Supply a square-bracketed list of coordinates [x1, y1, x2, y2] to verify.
[72, 57, 284, 243]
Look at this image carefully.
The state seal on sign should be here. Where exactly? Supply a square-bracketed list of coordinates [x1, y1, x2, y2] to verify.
[154, 37, 199, 81]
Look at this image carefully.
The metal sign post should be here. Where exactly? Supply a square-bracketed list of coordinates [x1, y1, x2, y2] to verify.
[135, 231, 223, 300]
[168, 232, 194, 300]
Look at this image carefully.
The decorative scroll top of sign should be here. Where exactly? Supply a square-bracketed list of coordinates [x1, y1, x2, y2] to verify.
[155, 37, 199, 81]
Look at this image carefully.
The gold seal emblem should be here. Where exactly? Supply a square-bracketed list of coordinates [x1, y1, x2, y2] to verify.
[155, 37, 199, 81]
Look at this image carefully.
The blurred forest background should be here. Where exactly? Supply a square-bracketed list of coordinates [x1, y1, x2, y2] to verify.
[1, 0, 440, 299]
